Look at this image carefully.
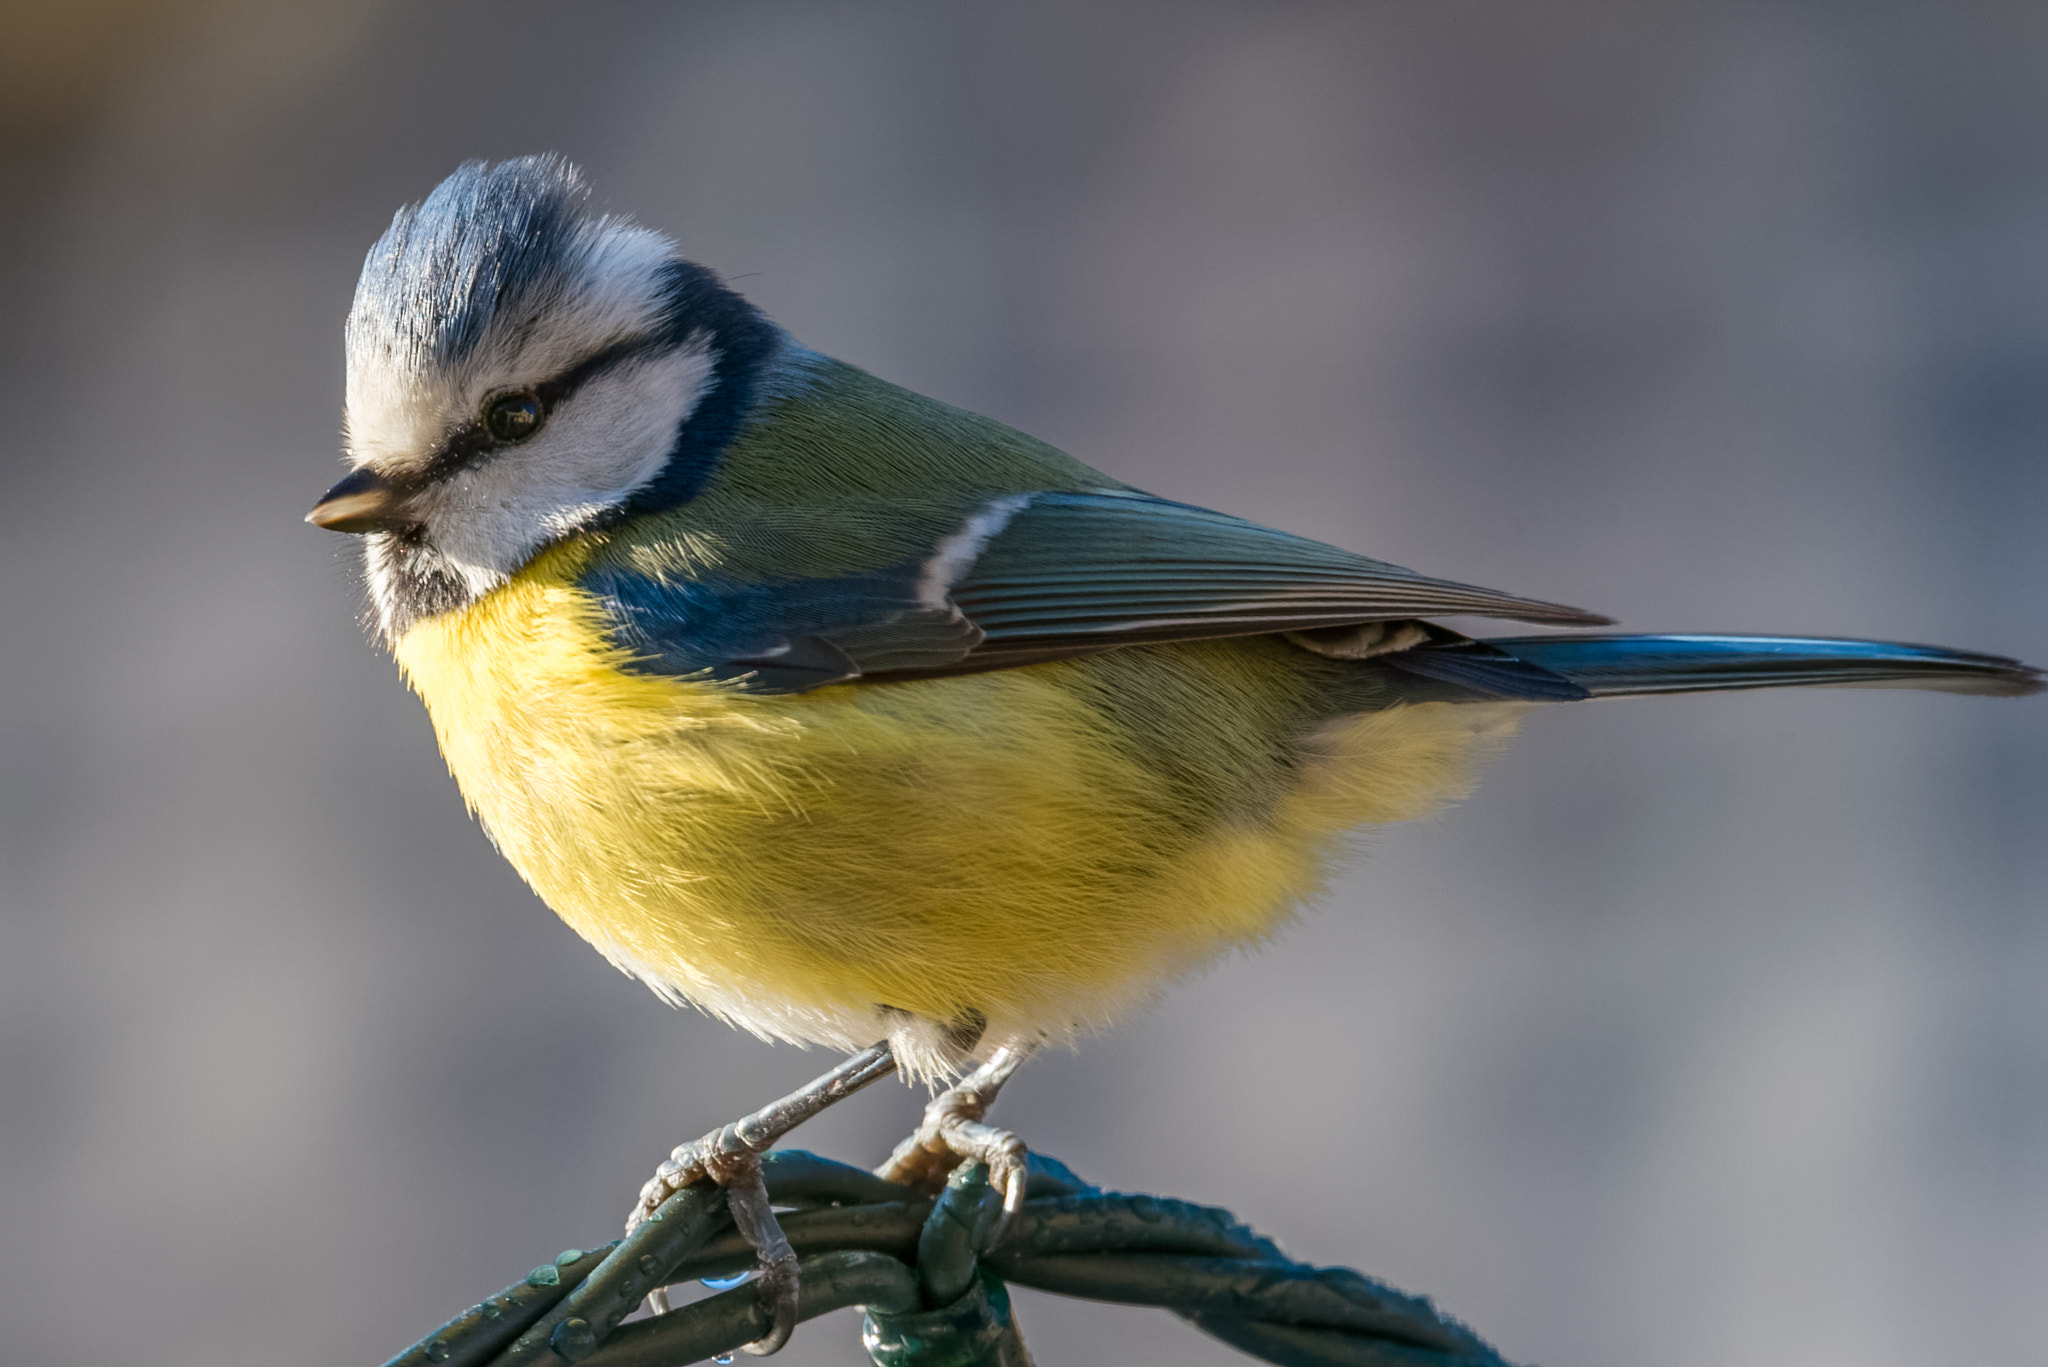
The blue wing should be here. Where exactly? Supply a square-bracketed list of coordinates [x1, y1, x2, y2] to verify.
[1471, 634, 2043, 698]
[581, 489, 1610, 692]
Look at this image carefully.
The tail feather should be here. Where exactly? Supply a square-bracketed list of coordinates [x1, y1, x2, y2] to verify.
[1466, 634, 2043, 699]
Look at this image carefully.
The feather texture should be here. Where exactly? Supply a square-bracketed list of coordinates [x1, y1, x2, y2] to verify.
[1481, 634, 2044, 698]
[577, 358, 1607, 692]
[396, 536, 1525, 1072]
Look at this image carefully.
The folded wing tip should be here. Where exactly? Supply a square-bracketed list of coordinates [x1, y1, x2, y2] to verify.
[1477, 633, 2046, 700]
[1518, 602, 1617, 628]
[1983, 658, 2045, 697]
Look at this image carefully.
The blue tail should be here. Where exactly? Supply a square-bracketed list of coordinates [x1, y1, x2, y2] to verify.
[1459, 634, 2043, 699]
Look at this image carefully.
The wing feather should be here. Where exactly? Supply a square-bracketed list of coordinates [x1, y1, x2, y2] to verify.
[583, 488, 1609, 692]
[945, 493, 1608, 648]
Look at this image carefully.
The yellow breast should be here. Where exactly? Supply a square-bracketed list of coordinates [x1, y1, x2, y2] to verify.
[391, 539, 1523, 1062]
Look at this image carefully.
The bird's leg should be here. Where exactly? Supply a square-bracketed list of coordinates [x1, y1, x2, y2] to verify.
[628, 1042, 895, 1350]
[877, 1044, 1038, 1244]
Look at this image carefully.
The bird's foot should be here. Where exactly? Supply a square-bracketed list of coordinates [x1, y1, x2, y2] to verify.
[627, 1043, 896, 1353]
[877, 1045, 1036, 1244]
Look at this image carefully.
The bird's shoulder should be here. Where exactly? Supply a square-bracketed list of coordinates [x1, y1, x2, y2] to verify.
[585, 351, 1112, 575]
[717, 350, 1117, 505]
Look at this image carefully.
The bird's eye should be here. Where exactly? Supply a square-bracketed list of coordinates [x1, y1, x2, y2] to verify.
[484, 392, 545, 443]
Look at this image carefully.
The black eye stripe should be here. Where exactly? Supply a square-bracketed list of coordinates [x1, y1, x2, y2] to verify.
[535, 335, 648, 405]
[417, 335, 685, 483]
[421, 423, 497, 480]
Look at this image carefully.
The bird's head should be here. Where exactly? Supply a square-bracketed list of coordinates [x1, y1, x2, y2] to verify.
[312, 155, 780, 638]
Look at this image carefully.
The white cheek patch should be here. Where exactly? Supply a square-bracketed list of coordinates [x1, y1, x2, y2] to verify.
[418, 342, 716, 590]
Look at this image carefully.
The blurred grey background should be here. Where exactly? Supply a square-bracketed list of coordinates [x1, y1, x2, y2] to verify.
[3, 3, 2045, 1365]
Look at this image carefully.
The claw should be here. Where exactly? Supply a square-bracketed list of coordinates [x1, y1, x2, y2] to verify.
[745, 1254, 800, 1355]
[623, 1043, 897, 1334]
[877, 1045, 1038, 1247]
[628, 1138, 713, 1237]
[711, 1150, 800, 1355]
[992, 1140, 1029, 1247]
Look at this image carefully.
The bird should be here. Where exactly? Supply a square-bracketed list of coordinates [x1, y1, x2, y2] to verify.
[311, 154, 2040, 1347]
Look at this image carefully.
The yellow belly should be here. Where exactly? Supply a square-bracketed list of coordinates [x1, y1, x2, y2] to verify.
[392, 541, 1523, 1069]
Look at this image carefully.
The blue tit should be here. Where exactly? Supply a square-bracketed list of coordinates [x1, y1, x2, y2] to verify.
[311, 155, 2041, 1090]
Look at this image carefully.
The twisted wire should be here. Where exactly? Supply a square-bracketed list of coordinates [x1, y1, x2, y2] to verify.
[379, 1150, 1515, 1367]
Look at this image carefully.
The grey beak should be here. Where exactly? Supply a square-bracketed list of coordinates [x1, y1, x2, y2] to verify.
[307, 466, 410, 533]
